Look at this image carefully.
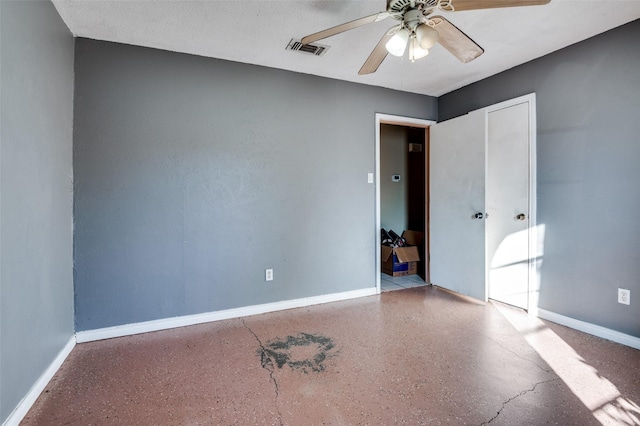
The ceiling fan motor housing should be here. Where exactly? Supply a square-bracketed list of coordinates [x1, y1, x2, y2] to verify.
[388, 0, 441, 14]
[403, 8, 426, 30]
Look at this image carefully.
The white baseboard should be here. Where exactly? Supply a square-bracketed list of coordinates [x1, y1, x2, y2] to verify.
[3, 336, 76, 426]
[76, 287, 378, 343]
[537, 308, 640, 350]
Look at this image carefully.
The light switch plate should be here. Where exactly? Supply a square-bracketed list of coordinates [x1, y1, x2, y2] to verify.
[367, 173, 374, 184]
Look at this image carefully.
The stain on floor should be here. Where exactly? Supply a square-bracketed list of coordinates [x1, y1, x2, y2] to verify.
[20, 286, 640, 425]
[260, 333, 336, 373]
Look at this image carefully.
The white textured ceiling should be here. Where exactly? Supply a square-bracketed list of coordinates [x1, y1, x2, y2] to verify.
[52, 0, 640, 96]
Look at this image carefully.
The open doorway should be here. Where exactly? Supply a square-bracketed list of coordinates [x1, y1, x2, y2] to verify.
[375, 114, 435, 293]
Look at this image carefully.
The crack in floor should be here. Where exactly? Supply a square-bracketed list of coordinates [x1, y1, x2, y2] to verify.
[242, 319, 283, 426]
[479, 378, 559, 425]
[483, 333, 553, 374]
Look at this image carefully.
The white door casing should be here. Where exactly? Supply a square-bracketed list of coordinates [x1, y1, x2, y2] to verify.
[486, 101, 531, 309]
[375, 114, 435, 294]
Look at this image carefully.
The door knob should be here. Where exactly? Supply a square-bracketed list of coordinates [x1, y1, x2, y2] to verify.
[516, 213, 526, 221]
[474, 212, 484, 219]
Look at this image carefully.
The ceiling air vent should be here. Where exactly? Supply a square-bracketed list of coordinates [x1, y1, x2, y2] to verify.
[286, 39, 329, 57]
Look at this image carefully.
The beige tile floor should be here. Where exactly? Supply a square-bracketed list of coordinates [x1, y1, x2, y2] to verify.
[380, 272, 427, 292]
[22, 285, 640, 425]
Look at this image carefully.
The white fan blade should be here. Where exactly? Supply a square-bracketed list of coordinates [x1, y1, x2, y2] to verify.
[430, 16, 484, 63]
[301, 12, 389, 45]
[358, 27, 398, 75]
[449, 0, 551, 12]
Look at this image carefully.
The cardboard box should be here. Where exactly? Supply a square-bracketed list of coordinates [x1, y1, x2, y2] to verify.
[381, 245, 420, 277]
[402, 230, 425, 277]
[401, 230, 424, 246]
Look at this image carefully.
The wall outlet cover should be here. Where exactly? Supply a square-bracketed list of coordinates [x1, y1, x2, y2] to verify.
[618, 288, 630, 305]
[265, 269, 273, 282]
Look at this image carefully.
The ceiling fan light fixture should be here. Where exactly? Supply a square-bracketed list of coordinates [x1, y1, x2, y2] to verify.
[416, 24, 439, 50]
[385, 28, 409, 57]
[409, 37, 429, 62]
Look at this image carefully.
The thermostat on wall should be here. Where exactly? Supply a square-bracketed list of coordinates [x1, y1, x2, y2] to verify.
[392, 174, 401, 182]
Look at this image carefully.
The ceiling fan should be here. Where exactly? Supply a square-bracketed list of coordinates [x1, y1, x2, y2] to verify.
[301, 0, 551, 75]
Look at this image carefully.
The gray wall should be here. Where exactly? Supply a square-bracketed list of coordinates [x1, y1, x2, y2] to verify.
[0, 1, 75, 423]
[439, 20, 640, 338]
[380, 124, 409, 234]
[73, 39, 438, 331]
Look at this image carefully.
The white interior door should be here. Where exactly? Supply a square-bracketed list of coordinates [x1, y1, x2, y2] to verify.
[486, 101, 532, 309]
[430, 94, 536, 307]
[429, 109, 487, 301]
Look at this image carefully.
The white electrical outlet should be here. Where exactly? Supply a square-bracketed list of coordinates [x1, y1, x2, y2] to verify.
[618, 288, 630, 305]
[368, 173, 374, 184]
[265, 269, 273, 282]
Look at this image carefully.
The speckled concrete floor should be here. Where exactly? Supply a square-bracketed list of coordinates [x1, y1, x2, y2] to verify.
[23, 286, 640, 425]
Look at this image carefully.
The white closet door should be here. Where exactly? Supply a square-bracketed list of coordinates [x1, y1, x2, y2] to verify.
[486, 101, 531, 309]
[429, 109, 487, 301]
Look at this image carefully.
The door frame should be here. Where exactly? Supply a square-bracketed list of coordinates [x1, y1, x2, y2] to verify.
[483, 93, 538, 312]
[375, 113, 436, 294]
